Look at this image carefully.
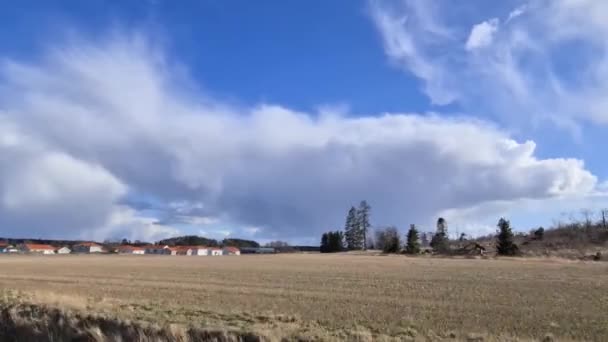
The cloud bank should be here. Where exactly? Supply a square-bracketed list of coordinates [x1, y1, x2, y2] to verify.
[0, 31, 599, 241]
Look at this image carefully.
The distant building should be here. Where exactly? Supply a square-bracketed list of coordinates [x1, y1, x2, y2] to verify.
[20, 244, 55, 254]
[0, 243, 18, 253]
[162, 247, 180, 255]
[56, 247, 71, 254]
[209, 247, 222, 256]
[72, 242, 103, 254]
[222, 246, 241, 255]
[117, 246, 145, 255]
[144, 245, 168, 254]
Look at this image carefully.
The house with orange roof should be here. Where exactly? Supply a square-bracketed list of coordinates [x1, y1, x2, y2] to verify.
[72, 242, 103, 254]
[19, 243, 56, 254]
[173, 246, 210, 256]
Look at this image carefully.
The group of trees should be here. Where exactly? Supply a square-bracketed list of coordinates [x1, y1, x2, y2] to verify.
[344, 201, 371, 250]
[320, 231, 345, 253]
[374, 224, 420, 254]
[320, 201, 371, 253]
[320, 204, 522, 256]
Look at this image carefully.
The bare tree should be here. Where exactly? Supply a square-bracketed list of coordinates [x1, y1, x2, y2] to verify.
[580, 209, 594, 229]
[601, 209, 608, 230]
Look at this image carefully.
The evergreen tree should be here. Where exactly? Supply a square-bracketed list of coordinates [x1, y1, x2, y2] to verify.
[344, 206, 358, 250]
[381, 226, 401, 253]
[496, 218, 519, 256]
[436, 217, 447, 236]
[405, 224, 420, 254]
[320, 231, 345, 253]
[329, 231, 344, 252]
[431, 217, 450, 253]
[320, 233, 329, 253]
[357, 200, 371, 250]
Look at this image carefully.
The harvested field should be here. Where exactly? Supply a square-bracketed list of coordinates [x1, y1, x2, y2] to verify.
[0, 254, 606, 341]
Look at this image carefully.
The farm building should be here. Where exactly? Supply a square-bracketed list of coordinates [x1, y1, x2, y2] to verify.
[145, 245, 170, 254]
[0, 243, 18, 253]
[118, 246, 146, 255]
[20, 244, 55, 254]
[222, 247, 240, 255]
[56, 247, 71, 254]
[210, 247, 222, 256]
[163, 247, 179, 255]
[73, 242, 103, 254]
[175, 246, 195, 255]
[194, 246, 211, 256]
[176, 246, 209, 256]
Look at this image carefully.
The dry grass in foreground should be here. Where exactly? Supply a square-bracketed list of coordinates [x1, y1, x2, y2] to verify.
[0, 254, 606, 341]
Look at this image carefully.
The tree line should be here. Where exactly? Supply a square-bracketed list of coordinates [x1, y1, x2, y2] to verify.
[320, 201, 520, 256]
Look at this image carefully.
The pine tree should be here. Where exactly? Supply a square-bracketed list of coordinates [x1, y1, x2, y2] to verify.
[357, 200, 371, 250]
[430, 217, 449, 253]
[320, 233, 329, 253]
[496, 218, 519, 256]
[329, 231, 344, 252]
[344, 207, 358, 250]
[436, 217, 447, 236]
[321, 231, 345, 253]
[405, 224, 420, 254]
[381, 226, 400, 253]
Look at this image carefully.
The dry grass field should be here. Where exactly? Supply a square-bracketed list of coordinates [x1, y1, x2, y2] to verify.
[0, 254, 607, 341]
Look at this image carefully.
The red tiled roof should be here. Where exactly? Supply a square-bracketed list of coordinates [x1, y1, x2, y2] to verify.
[24, 244, 55, 250]
[223, 247, 240, 252]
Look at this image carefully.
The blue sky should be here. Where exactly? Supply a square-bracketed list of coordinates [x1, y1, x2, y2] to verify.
[1, 0, 607, 244]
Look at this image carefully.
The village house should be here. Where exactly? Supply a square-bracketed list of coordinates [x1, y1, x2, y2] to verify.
[163, 247, 179, 255]
[117, 246, 145, 255]
[175, 246, 194, 255]
[174, 246, 209, 255]
[20, 244, 56, 254]
[56, 247, 71, 254]
[222, 246, 241, 256]
[145, 245, 169, 254]
[0, 244, 18, 253]
[209, 247, 222, 256]
[72, 242, 103, 254]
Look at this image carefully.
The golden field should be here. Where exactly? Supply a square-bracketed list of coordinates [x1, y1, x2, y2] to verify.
[0, 253, 606, 341]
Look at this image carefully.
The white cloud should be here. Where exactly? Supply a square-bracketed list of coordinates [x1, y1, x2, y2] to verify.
[0, 33, 599, 241]
[369, 0, 608, 128]
[369, 0, 458, 105]
[506, 5, 527, 23]
[92, 206, 180, 242]
[466, 19, 499, 51]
